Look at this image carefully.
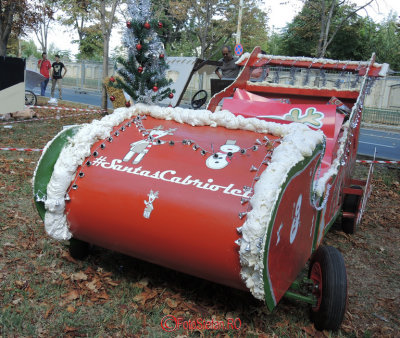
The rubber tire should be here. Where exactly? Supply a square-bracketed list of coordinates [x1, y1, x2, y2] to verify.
[342, 185, 361, 234]
[25, 90, 37, 106]
[309, 246, 347, 331]
[69, 238, 90, 260]
[191, 90, 208, 109]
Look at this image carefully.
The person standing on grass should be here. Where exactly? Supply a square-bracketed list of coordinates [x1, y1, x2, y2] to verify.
[37, 52, 51, 96]
[50, 54, 67, 100]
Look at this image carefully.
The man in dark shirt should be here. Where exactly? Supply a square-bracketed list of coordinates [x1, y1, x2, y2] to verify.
[50, 54, 67, 100]
[215, 46, 240, 79]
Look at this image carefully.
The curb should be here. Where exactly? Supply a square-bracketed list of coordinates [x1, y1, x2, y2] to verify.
[361, 122, 400, 132]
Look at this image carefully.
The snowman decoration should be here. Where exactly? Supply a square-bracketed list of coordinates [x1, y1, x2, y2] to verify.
[206, 140, 241, 170]
[289, 194, 302, 244]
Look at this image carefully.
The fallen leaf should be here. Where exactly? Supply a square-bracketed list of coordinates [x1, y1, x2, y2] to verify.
[166, 298, 178, 308]
[61, 251, 77, 264]
[173, 310, 185, 317]
[97, 291, 109, 300]
[301, 324, 317, 336]
[134, 277, 150, 288]
[85, 280, 99, 293]
[71, 271, 88, 281]
[62, 290, 80, 301]
[66, 305, 76, 313]
[133, 290, 158, 304]
[15, 280, 26, 288]
[185, 302, 210, 316]
[142, 314, 147, 328]
[106, 279, 120, 287]
[64, 326, 77, 333]
[44, 306, 54, 319]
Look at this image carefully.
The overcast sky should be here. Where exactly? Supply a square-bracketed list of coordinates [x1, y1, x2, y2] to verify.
[31, 0, 400, 57]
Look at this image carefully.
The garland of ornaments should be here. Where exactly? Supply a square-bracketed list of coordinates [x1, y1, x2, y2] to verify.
[34, 116, 282, 218]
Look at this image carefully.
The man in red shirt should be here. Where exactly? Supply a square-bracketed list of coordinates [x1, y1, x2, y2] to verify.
[37, 52, 51, 96]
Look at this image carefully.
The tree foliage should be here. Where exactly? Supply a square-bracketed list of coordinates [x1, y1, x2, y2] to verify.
[373, 13, 400, 70]
[279, 0, 375, 58]
[6, 37, 41, 58]
[158, 0, 268, 59]
[32, 0, 57, 54]
[58, 0, 97, 56]
[0, 0, 40, 56]
[74, 24, 104, 60]
[277, 1, 400, 70]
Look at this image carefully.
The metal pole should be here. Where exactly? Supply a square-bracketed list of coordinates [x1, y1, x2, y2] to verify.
[236, 0, 244, 45]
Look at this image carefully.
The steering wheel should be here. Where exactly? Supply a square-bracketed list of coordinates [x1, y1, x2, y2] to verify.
[191, 90, 208, 109]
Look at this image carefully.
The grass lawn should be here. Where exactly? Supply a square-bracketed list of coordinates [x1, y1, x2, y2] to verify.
[1, 105, 399, 337]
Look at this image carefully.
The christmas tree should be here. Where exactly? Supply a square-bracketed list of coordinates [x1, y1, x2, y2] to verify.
[109, 0, 174, 106]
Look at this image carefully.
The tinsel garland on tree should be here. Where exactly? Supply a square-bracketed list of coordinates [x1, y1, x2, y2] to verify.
[109, 0, 174, 106]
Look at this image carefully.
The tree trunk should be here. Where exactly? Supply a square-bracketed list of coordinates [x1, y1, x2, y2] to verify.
[319, 0, 336, 57]
[316, 0, 326, 57]
[0, 41, 7, 56]
[99, 0, 119, 112]
[0, 2, 16, 56]
[316, 0, 374, 58]
[102, 35, 109, 112]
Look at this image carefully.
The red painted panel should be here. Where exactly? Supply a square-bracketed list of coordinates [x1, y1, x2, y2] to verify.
[222, 99, 337, 135]
[65, 116, 280, 290]
[245, 84, 360, 100]
[266, 153, 321, 304]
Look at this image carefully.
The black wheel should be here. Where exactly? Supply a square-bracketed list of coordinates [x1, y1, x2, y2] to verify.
[309, 246, 347, 331]
[69, 238, 90, 260]
[191, 90, 208, 109]
[342, 185, 361, 234]
[25, 90, 37, 106]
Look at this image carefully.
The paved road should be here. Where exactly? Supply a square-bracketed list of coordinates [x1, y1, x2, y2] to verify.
[358, 128, 400, 161]
[34, 87, 102, 107]
[34, 87, 400, 161]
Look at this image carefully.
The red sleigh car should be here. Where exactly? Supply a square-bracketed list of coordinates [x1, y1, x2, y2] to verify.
[33, 46, 388, 330]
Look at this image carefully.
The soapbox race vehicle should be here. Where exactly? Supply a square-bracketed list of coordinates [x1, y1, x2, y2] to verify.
[33, 46, 388, 331]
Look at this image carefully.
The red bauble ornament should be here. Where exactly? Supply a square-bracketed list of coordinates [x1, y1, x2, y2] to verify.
[144, 22, 150, 29]
[159, 53, 165, 59]
[125, 101, 131, 107]
[136, 43, 142, 51]
[168, 104, 172, 107]
[110, 76, 115, 82]
[168, 93, 174, 98]
[126, 21, 132, 28]
[138, 66, 143, 73]
[158, 22, 163, 28]
[110, 95, 115, 102]
[152, 86, 158, 92]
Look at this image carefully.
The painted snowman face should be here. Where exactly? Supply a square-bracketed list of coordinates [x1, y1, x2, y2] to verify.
[206, 141, 241, 170]
[289, 194, 302, 244]
[206, 152, 229, 169]
[220, 144, 241, 153]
